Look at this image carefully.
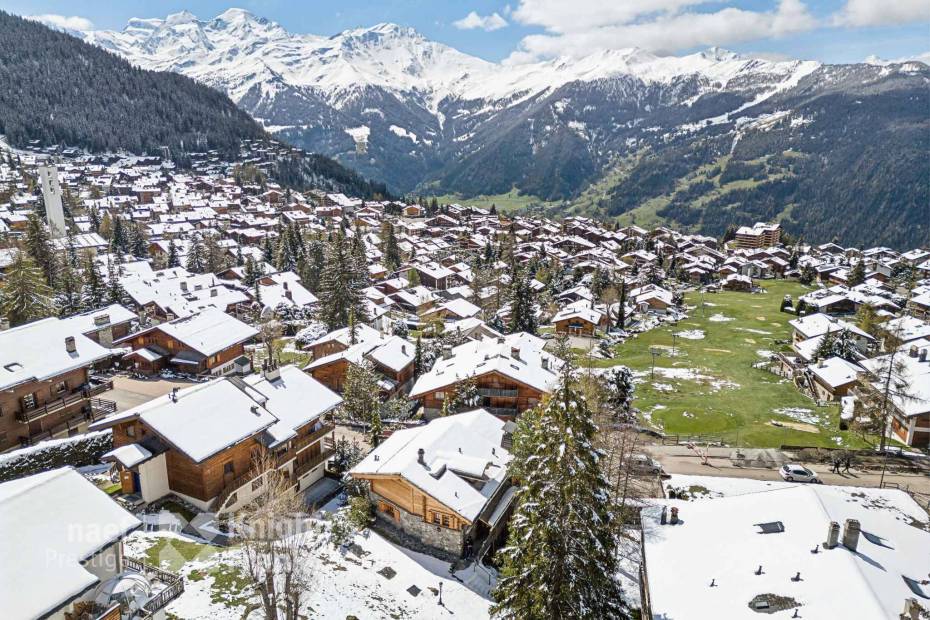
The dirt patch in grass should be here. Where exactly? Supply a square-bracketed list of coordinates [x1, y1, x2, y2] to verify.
[771, 420, 820, 434]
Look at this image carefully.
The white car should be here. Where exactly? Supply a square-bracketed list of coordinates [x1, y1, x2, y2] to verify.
[779, 464, 821, 483]
[630, 454, 664, 474]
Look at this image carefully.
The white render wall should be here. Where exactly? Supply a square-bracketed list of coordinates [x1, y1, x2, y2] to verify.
[139, 453, 170, 504]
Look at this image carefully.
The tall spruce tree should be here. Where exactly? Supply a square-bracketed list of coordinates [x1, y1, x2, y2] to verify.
[0, 251, 56, 326]
[847, 260, 866, 287]
[185, 236, 206, 273]
[203, 234, 227, 274]
[317, 232, 368, 330]
[166, 239, 180, 268]
[81, 251, 106, 310]
[382, 222, 401, 271]
[492, 368, 624, 619]
[55, 254, 84, 317]
[24, 213, 57, 286]
[508, 267, 538, 334]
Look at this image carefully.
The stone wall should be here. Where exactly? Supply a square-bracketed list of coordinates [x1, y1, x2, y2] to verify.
[371, 490, 463, 558]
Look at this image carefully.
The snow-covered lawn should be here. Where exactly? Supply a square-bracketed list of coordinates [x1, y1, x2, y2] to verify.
[126, 527, 492, 619]
[674, 329, 705, 340]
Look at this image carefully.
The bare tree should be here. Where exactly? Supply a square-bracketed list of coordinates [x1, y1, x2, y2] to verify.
[236, 453, 320, 620]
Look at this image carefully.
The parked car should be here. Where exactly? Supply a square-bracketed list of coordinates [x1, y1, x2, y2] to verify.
[630, 454, 664, 474]
[779, 464, 821, 483]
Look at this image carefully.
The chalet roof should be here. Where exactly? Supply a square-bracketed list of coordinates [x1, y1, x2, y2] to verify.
[0, 468, 140, 620]
[152, 308, 258, 357]
[0, 317, 112, 391]
[351, 409, 512, 522]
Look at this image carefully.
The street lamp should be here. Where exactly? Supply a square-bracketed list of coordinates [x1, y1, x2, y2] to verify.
[438, 581, 444, 606]
[649, 347, 663, 381]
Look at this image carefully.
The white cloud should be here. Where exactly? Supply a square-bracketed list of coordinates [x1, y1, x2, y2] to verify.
[508, 0, 818, 61]
[865, 50, 930, 65]
[833, 0, 930, 27]
[26, 14, 94, 31]
[453, 11, 509, 32]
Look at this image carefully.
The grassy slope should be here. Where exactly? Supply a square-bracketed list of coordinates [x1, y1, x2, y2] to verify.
[430, 189, 558, 214]
[582, 281, 877, 449]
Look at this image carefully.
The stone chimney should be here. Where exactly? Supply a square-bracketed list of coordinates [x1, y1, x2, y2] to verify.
[210, 288, 218, 298]
[180, 281, 188, 293]
[264, 364, 281, 382]
[65, 336, 76, 353]
[920, 348, 927, 363]
[0, 318, 9, 331]
[442, 345, 452, 360]
[283, 281, 288, 290]
[842, 518, 860, 551]
[901, 598, 921, 620]
[93, 314, 110, 327]
[511, 346, 520, 361]
[824, 521, 840, 549]
[284, 290, 293, 301]
[909, 345, 919, 358]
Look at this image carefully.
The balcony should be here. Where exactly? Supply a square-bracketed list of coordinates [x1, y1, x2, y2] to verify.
[478, 387, 518, 398]
[122, 556, 185, 615]
[16, 390, 88, 423]
[291, 423, 335, 455]
[293, 438, 335, 479]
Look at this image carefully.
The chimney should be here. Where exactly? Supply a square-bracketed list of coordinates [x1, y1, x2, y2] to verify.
[542, 357, 549, 371]
[920, 349, 928, 363]
[497, 336, 505, 344]
[170, 387, 179, 403]
[250, 405, 261, 416]
[842, 518, 860, 551]
[417, 448, 426, 466]
[180, 281, 188, 293]
[264, 365, 281, 382]
[909, 345, 918, 358]
[401, 344, 407, 355]
[93, 314, 110, 327]
[669, 506, 680, 525]
[210, 288, 218, 297]
[442, 345, 452, 360]
[511, 346, 520, 361]
[283, 281, 288, 290]
[824, 521, 840, 549]
[0, 318, 9, 331]
[901, 598, 921, 620]
[284, 290, 292, 301]
[65, 336, 76, 353]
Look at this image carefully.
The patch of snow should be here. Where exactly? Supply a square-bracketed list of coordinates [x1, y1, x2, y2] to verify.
[675, 329, 705, 340]
[708, 313, 733, 322]
[773, 406, 819, 425]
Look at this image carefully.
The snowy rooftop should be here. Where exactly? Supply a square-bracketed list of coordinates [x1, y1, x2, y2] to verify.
[351, 409, 511, 522]
[410, 332, 559, 398]
[643, 484, 930, 620]
[0, 317, 112, 391]
[808, 356, 862, 389]
[154, 307, 258, 356]
[0, 468, 140, 620]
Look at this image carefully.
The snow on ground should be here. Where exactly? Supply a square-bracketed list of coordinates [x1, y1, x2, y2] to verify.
[664, 474, 795, 498]
[0, 430, 111, 466]
[127, 526, 492, 620]
[344, 125, 370, 143]
[708, 313, 733, 322]
[756, 349, 774, 358]
[773, 406, 820, 425]
[675, 329, 705, 340]
[733, 326, 772, 335]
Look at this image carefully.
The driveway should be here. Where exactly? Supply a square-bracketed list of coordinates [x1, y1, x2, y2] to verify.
[104, 375, 199, 412]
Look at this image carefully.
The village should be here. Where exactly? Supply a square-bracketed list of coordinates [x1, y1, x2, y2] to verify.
[1, 143, 929, 620]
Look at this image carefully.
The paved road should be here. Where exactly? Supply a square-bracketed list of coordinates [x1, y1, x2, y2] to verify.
[648, 444, 930, 497]
[106, 375, 198, 412]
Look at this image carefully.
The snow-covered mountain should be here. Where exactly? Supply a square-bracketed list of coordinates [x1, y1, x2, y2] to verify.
[80, 9, 929, 248]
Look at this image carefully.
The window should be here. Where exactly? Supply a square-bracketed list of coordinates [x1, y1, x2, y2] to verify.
[379, 501, 397, 520]
[126, 425, 135, 438]
[54, 381, 67, 394]
[441, 515, 450, 527]
[224, 462, 235, 475]
[435, 391, 445, 400]
[432, 512, 441, 524]
[4, 362, 23, 372]
[22, 393, 36, 409]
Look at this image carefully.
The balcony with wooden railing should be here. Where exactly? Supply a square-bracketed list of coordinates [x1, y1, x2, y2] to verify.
[290, 422, 335, 455]
[293, 438, 336, 479]
[122, 556, 184, 615]
[15, 387, 116, 424]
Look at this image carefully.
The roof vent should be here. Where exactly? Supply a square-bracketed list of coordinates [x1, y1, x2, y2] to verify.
[65, 336, 77, 353]
[417, 448, 426, 466]
[210, 288, 218, 297]
[170, 387, 179, 403]
[842, 518, 860, 552]
[93, 314, 110, 326]
[251, 405, 261, 416]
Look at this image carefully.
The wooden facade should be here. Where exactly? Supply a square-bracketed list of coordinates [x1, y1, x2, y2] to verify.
[124, 328, 246, 376]
[369, 475, 468, 530]
[418, 370, 544, 418]
[0, 366, 93, 452]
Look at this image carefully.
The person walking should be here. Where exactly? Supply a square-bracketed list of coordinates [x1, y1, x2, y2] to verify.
[831, 456, 841, 474]
[843, 455, 852, 474]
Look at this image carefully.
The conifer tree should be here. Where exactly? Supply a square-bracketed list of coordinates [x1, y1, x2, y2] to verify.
[129, 222, 148, 258]
[382, 222, 401, 271]
[81, 251, 106, 311]
[203, 234, 227, 274]
[814, 329, 836, 361]
[341, 362, 380, 424]
[317, 232, 368, 330]
[492, 366, 623, 620]
[0, 251, 56, 326]
[109, 216, 128, 255]
[105, 259, 125, 305]
[615, 279, 627, 329]
[413, 335, 424, 378]
[185, 235, 206, 273]
[508, 267, 537, 334]
[262, 235, 275, 264]
[603, 365, 635, 421]
[235, 244, 244, 267]
[55, 254, 84, 317]
[24, 213, 57, 286]
[300, 239, 325, 293]
[243, 256, 263, 288]
[166, 239, 180, 268]
[847, 260, 866, 287]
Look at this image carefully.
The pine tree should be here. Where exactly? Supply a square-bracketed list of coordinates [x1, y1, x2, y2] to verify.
[0, 251, 56, 326]
[413, 335, 424, 377]
[55, 254, 84, 317]
[166, 239, 180, 268]
[105, 259, 125, 305]
[589, 267, 608, 301]
[382, 222, 401, 271]
[243, 256, 263, 287]
[204, 234, 227, 274]
[615, 279, 627, 329]
[262, 235, 275, 264]
[81, 251, 105, 311]
[814, 329, 836, 361]
[508, 267, 538, 334]
[235, 244, 244, 267]
[492, 371, 624, 619]
[300, 239, 325, 293]
[341, 362, 380, 423]
[369, 407, 383, 448]
[847, 260, 866, 287]
[799, 264, 816, 285]
[604, 365, 635, 421]
[185, 236, 206, 273]
[317, 232, 369, 330]
[24, 213, 57, 286]
[109, 216, 128, 255]
[129, 222, 148, 258]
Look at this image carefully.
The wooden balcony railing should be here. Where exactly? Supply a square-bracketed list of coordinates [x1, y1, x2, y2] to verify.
[478, 387, 519, 398]
[291, 423, 335, 454]
[293, 441, 335, 480]
[16, 390, 87, 423]
[123, 556, 184, 614]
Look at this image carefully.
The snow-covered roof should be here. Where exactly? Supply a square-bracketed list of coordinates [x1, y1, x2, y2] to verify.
[153, 307, 258, 356]
[642, 484, 930, 620]
[351, 409, 511, 522]
[102, 443, 153, 468]
[61, 303, 137, 334]
[860, 346, 930, 418]
[0, 317, 112, 391]
[789, 312, 873, 341]
[0, 468, 140, 620]
[808, 356, 862, 389]
[410, 333, 559, 398]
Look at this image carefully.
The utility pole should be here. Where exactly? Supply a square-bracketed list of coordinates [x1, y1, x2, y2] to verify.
[650, 347, 662, 381]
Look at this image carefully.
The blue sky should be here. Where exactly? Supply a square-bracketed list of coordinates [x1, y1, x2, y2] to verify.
[5, 0, 929, 63]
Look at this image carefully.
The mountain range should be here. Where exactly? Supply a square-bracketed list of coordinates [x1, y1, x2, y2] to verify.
[71, 9, 930, 247]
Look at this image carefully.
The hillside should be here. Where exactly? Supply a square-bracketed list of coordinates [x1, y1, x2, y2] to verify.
[79, 9, 930, 247]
